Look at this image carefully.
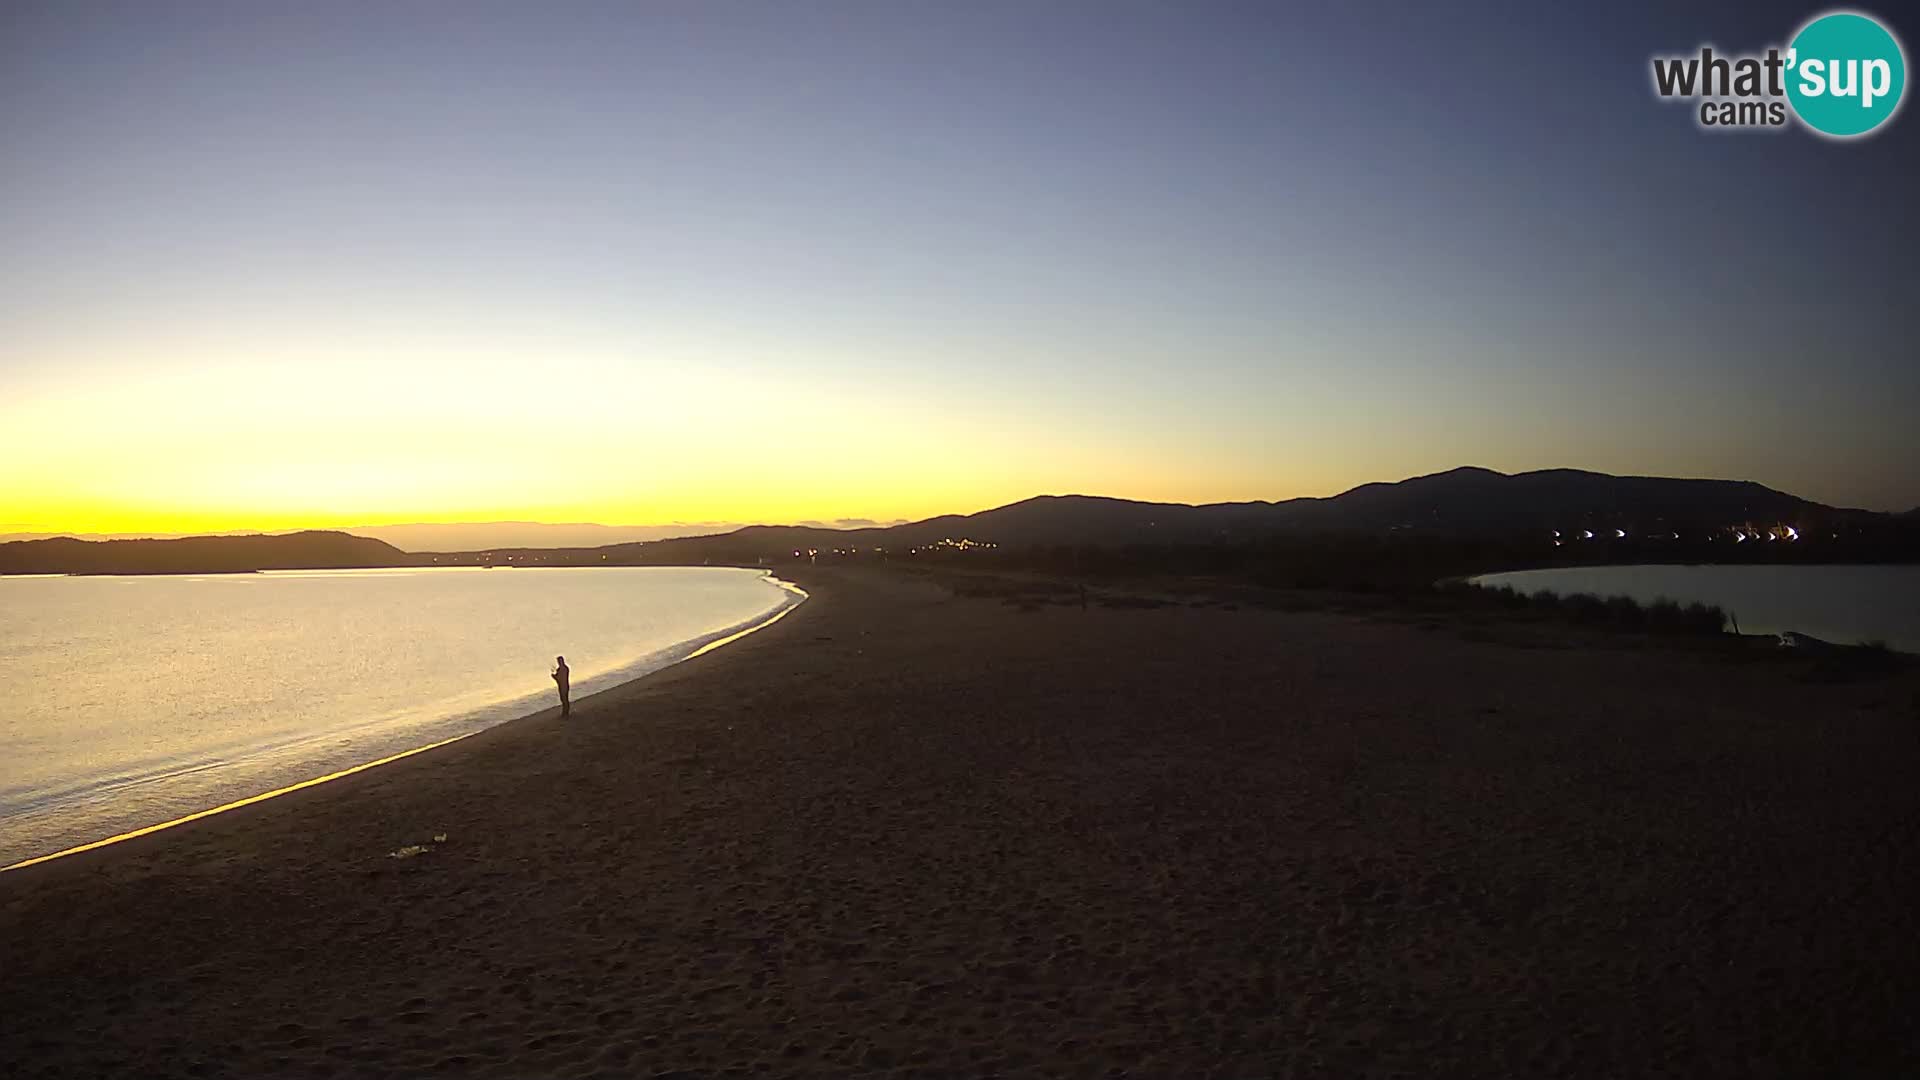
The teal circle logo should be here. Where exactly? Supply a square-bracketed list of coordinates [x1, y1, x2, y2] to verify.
[1786, 11, 1907, 137]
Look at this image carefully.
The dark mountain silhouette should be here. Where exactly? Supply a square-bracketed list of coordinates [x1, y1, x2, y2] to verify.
[1261, 466, 1840, 536]
[419, 468, 1882, 567]
[882, 467, 1839, 544]
[0, 531, 406, 576]
[698, 467, 1846, 552]
[7, 468, 1900, 575]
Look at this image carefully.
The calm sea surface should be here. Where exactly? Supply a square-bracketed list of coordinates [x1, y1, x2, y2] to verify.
[1471, 564, 1920, 652]
[0, 566, 800, 866]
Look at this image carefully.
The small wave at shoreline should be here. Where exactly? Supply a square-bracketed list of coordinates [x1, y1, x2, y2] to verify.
[1, 572, 808, 871]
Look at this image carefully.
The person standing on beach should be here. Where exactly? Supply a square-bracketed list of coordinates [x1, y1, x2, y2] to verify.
[551, 655, 571, 717]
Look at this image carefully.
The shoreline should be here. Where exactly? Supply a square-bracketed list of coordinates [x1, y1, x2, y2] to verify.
[1470, 562, 1920, 654]
[5, 566, 1917, 1076]
[0, 572, 809, 874]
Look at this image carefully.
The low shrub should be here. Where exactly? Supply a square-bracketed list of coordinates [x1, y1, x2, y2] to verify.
[1468, 584, 1728, 638]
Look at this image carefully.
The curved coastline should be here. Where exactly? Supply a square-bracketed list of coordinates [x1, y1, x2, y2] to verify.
[3, 571, 802, 825]
[7, 568, 1920, 1075]
[1, 572, 810, 873]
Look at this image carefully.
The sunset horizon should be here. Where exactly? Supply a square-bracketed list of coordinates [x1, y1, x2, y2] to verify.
[6, 459, 1915, 543]
[6, 2, 1918, 1075]
[7, 3, 1916, 540]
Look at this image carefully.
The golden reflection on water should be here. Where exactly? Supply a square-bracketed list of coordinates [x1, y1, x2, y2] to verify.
[1, 576, 809, 874]
[683, 576, 807, 662]
[0, 731, 478, 872]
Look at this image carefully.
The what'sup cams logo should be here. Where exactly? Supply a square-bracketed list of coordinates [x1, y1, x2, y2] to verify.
[1651, 9, 1906, 137]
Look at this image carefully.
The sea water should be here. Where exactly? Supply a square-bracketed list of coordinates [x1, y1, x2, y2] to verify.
[0, 566, 800, 866]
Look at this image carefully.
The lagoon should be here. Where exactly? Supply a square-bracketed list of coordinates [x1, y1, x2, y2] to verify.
[1471, 564, 1920, 652]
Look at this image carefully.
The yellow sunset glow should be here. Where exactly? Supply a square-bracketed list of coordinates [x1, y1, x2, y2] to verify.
[3, 345, 1356, 535]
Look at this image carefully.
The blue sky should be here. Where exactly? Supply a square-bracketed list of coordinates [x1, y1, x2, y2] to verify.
[2, 0, 1915, 531]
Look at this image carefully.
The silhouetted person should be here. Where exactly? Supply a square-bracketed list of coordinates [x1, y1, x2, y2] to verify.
[551, 655, 571, 717]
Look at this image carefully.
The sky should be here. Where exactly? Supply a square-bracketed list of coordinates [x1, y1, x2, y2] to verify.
[3, 0, 1917, 537]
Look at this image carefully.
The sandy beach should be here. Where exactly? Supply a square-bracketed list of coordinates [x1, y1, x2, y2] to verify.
[3, 567, 1917, 1077]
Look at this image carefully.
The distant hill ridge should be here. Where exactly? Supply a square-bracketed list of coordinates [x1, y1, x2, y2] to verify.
[0, 531, 404, 576]
[605, 466, 1858, 562]
[2, 468, 1903, 575]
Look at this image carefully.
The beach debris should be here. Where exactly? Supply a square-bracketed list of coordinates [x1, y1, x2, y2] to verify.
[387, 833, 451, 859]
